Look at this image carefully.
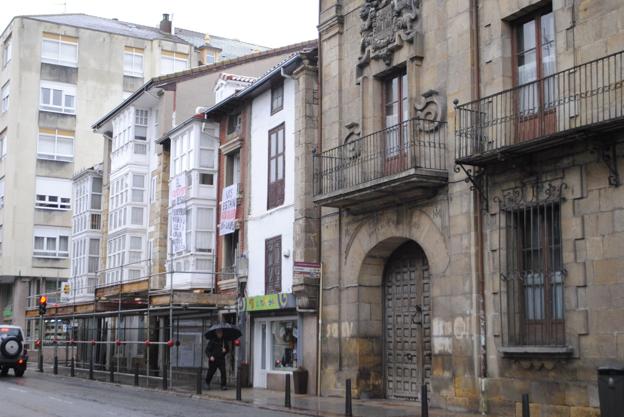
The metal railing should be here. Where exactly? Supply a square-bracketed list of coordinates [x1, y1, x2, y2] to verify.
[314, 118, 447, 196]
[456, 50, 624, 161]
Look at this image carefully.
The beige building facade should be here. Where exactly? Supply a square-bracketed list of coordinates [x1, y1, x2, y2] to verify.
[315, 0, 624, 415]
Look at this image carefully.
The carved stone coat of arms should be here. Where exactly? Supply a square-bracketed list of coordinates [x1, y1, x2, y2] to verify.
[358, 0, 421, 67]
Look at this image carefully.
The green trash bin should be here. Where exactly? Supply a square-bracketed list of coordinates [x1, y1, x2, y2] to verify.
[598, 366, 624, 417]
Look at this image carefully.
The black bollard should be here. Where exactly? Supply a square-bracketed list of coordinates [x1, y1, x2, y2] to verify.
[345, 379, 353, 417]
[421, 384, 429, 417]
[89, 350, 94, 380]
[134, 364, 139, 387]
[285, 373, 291, 408]
[236, 365, 242, 401]
[53, 355, 58, 375]
[109, 363, 115, 383]
[38, 349, 43, 373]
[162, 363, 168, 391]
[70, 357, 75, 377]
[196, 367, 203, 395]
[522, 393, 530, 417]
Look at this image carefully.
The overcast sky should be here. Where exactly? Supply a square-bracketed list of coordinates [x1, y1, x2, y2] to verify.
[0, 0, 319, 48]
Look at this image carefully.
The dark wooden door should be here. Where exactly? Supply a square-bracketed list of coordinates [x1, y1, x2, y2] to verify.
[514, 10, 557, 142]
[384, 241, 425, 400]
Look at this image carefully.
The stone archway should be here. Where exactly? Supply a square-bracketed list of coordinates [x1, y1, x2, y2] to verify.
[343, 210, 448, 398]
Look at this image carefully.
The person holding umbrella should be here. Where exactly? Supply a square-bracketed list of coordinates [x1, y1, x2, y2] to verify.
[204, 322, 241, 390]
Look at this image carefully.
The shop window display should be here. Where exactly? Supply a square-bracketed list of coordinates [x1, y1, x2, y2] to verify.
[270, 320, 297, 370]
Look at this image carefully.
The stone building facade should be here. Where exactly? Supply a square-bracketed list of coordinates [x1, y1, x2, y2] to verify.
[315, 0, 624, 415]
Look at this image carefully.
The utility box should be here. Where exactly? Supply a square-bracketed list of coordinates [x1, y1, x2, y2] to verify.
[598, 366, 624, 417]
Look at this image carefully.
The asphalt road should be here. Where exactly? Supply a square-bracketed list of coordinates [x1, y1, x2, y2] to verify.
[0, 371, 306, 417]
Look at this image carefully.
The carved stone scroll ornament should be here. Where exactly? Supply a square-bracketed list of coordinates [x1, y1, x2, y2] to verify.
[358, 0, 421, 67]
[414, 89, 445, 131]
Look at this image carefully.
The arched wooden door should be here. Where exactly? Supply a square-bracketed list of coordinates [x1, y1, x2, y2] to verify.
[383, 241, 429, 400]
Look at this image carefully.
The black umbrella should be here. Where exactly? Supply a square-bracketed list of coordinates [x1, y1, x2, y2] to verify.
[204, 322, 241, 341]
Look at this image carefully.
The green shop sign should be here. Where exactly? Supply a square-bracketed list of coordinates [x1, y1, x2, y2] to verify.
[242, 293, 295, 312]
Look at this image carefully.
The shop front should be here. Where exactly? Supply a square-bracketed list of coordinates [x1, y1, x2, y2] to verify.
[243, 293, 299, 389]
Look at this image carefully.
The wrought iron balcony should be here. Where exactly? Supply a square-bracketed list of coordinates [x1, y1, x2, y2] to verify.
[456, 50, 624, 165]
[314, 118, 447, 212]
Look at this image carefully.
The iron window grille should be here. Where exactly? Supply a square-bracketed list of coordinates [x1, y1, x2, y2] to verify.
[497, 181, 567, 347]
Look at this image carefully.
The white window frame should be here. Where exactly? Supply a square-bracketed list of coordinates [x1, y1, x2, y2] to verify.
[160, 50, 189, 75]
[199, 135, 215, 169]
[37, 128, 74, 162]
[33, 227, 70, 258]
[0, 177, 4, 208]
[1, 81, 9, 113]
[195, 207, 214, 253]
[123, 47, 144, 78]
[2, 35, 11, 68]
[0, 130, 7, 159]
[40, 81, 76, 114]
[35, 176, 72, 211]
[41, 32, 78, 67]
[171, 129, 194, 177]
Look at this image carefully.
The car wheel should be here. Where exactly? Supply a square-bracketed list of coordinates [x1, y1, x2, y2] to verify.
[14, 368, 25, 377]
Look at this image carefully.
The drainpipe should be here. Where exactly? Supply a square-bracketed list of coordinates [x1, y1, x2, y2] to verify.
[470, 0, 487, 414]
[469, 0, 488, 412]
[316, 2, 324, 396]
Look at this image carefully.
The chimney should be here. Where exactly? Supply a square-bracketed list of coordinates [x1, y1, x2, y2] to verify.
[160, 13, 172, 34]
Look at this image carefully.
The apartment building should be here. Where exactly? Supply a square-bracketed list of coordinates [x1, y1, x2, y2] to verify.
[315, 0, 623, 415]
[0, 12, 270, 329]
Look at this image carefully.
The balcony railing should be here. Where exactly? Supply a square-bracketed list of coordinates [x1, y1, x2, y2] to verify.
[456, 50, 624, 164]
[314, 118, 447, 199]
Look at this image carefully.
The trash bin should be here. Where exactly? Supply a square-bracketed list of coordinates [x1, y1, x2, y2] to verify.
[239, 362, 251, 388]
[598, 366, 624, 417]
[292, 367, 308, 394]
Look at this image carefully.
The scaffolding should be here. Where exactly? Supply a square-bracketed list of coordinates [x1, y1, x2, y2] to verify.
[24, 258, 239, 391]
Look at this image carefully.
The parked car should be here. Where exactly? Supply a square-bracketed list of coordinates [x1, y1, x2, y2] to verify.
[0, 324, 27, 377]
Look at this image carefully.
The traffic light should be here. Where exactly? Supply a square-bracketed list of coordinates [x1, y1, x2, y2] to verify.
[38, 295, 47, 315]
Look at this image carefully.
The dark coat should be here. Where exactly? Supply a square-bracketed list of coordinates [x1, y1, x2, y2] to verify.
[205, 338, 228, 362]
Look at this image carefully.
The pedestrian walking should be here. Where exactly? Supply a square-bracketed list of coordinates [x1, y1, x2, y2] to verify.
[205, 329, 229, 390]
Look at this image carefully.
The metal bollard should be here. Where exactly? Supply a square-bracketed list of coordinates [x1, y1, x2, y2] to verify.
[53, 355, 58, 375]
[345, 378, 353, 417]
[285, 373, 291, 408]
[134, 364, 139, 387]
[38, 348, 43, 373]
[522, 393, 530, 417]
[421, 384, 429, 417]
[196, 367, 203, 395]
[89, 350, 94, 380]
[70, 357, 75, 377]
[236, 365, 242, 401]
[162, 363, 168, 391]
[109, 363, 115, 383]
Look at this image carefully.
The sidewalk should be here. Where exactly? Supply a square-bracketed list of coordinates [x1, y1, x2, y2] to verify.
[195, 387, 486, 417]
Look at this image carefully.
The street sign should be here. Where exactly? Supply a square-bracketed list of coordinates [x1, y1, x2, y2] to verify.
[293, 261, 321, 279]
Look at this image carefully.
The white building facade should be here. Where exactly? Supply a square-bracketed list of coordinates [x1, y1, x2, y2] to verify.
[244, 75, 299, 389]
[166, 118, 219, 289]
[69, 165, 103, 301]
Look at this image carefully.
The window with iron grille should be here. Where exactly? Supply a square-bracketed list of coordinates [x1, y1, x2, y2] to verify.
[267, 124, 285, 209]
[500, 184, 565, 347]
[265, 235, 282, 294]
